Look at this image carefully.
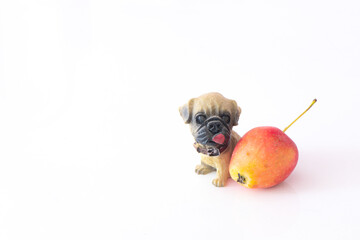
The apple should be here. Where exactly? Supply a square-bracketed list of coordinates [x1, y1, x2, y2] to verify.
[229, 99, 317, 188]
[229, 126, 298, 188]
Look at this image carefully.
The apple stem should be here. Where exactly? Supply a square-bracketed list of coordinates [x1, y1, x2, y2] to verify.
[283, 99, 317, 133]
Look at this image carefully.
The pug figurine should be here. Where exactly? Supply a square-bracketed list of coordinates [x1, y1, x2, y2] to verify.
[179, 92, 241, 187]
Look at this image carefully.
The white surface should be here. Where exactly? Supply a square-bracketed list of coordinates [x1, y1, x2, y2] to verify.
[1, 0, 360, 239]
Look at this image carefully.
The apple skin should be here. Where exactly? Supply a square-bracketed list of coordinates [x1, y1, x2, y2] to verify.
[229, 126, 298, 188]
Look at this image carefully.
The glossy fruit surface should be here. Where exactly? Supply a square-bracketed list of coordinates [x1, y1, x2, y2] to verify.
[229, 126, 298, 188]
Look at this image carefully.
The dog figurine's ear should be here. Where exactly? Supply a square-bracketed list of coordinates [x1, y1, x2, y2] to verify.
[232, 100, 241, 126]
[179, 98, 194, 124]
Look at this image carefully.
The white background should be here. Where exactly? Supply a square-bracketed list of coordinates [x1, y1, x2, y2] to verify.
[1, 0, 360, 239]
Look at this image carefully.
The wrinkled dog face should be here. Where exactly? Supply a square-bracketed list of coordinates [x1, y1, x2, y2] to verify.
[180, 93, 241, 150]
[192, 111, 231, 147]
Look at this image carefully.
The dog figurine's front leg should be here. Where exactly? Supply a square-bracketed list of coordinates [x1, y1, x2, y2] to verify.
[212, 157, 230, 187]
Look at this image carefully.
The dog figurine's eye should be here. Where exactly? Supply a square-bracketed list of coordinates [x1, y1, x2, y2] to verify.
[196, 114, 207, 124]
[221, 114, 230, 124]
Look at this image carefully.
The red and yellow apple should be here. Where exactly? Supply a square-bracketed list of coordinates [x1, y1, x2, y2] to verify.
[229, 127, 298, 188]
[229, 99, 317, 188]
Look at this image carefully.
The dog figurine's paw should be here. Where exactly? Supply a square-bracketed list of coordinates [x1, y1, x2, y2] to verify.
[212, 178, 226, 187]
[195, 164, 215, 175]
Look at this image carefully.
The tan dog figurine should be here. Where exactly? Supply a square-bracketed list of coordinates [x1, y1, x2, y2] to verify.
[179, 92, 241, 187]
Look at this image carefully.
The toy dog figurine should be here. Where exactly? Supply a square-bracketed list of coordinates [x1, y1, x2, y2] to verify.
[179, 92, 241, 187]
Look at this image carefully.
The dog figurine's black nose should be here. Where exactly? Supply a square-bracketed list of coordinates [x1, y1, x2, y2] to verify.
[207, 121, 222, 134]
